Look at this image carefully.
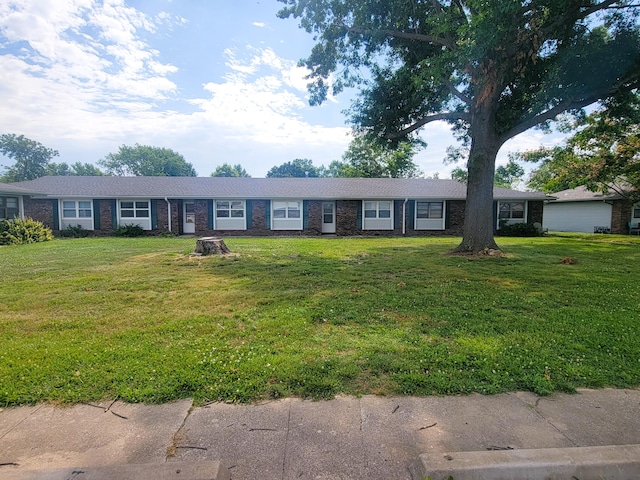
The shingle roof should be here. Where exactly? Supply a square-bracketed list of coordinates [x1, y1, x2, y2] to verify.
[0, 182, 42, 195]
[548, 186, 623, 202]
[14, 176, 548, 200]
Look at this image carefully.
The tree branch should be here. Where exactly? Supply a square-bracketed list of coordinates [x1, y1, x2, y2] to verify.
[386, 111, 471, 140]
[447, 82, 472, 106]
[343, 25, 456, 50]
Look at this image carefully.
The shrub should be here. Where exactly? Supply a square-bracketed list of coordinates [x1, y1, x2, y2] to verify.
[496, 220, 543, 237]
[60, 224, 90, 238]
[0, 218, 54, 245]
[113, 224, 146, 237]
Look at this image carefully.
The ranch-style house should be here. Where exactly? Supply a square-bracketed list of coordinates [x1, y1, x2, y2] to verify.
[2, 176, 547, 237]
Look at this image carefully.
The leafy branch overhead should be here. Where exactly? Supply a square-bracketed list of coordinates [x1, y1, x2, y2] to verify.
[521, 90, 640, 202]
[278, 0, 640, 253]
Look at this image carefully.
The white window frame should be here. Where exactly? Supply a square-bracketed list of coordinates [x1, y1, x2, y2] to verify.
[415, 201, 445, 230]
[62, 200, 92, 219]
[362, 200, 393, 230]
[118, 199, 151, 230]
[59, 199, 94, 230]
[215, 199, 246, 230]
[497, 201, 527, 228]
[272, 200, 303, 230]
[633, 204, 640, 220]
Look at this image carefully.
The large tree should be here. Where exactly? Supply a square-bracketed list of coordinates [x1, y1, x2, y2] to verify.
[267, 158, 321, 177]
[47, 162, 105, 176]
[210, 163, 251, 177]
[278, 0, 640, 253]
[0, 134, 59, 182]
[521, 90, 640, 202]
[99, 144, 197, 176]
[339, 136, 422, 177]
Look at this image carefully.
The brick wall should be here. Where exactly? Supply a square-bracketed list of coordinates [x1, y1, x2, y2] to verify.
[23, 197, 55, 229]
[611, 200, 632, 234]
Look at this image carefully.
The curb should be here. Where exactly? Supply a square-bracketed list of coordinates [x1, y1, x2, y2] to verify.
[410, 444, 640, 480]
[0, 461, 230, 480]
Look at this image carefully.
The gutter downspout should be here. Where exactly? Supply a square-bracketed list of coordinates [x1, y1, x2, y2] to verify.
[164, 198, 171, 233]
[19, 196, 25, 220]
[402, 198, 408, 235]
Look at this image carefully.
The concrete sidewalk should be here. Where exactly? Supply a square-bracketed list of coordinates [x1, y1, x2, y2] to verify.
[1, 388, 639, 479]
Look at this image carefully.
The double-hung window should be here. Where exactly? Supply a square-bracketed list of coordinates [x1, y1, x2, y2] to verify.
[62, 200, 92, 218]
[272, 200, 303, 230]
[119, 199, 151, 230]
[415, 201, 445, 230]
[498, 201, 526, 229]
[364, 201, 391, 219]
[416, 201, 443, 219]
[215, 200, 246, 230]
[499, 201, 525, 220]
[362, 200, 393, 230]
[273, 201, 301, 219]
[216, 200, 244, 218]
[0, 197, 18, 220]
[120, 201, 149, 218]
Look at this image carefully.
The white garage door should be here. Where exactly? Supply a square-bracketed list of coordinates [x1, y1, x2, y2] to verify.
[543, 202, 612, 233]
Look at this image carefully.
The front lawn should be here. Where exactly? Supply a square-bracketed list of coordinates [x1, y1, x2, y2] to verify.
[1, 234, 639, 405]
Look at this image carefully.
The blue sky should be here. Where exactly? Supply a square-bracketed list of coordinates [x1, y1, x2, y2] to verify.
[0, 0, 558, 178]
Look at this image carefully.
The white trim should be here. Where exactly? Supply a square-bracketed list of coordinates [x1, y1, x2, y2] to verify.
[414, 200, 446, 230]
[362, 200, 393, 230]
[118, 198, 151, 230]
[271, 199, 303, 230]
[59, 198, 94, 231]
[497, 200, 527, 229]
[214, 199, 247, 230]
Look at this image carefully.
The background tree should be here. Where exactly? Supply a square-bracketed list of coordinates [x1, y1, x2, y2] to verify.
[47, 162, 105, 176]
[0, 134, 59, 182]
[210, 163, 251, 177]
[520, 90, 640, 202]
[266, 158, 321, 177]
[340, 136, 422, 178]
[278, 0, 640, 253]
[99, 144, 197, 176]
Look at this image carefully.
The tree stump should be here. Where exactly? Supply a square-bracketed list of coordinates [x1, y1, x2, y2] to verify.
[194, 237, 231, 255]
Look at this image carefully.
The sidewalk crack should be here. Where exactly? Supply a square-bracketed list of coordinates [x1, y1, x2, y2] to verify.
[281, 399, 292, 480]
[512, 393, 578, 447]
[165, 400, 195, 460]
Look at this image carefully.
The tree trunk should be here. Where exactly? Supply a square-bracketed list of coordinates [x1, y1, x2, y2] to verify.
[453, 113, 502, 254]
[194, 237, 231, 255]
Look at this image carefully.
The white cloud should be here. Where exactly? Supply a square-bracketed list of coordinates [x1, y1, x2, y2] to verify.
[252, 21, 266, 28]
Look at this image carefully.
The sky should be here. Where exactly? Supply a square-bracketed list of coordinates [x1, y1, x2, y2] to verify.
[0, 0, 562, 179]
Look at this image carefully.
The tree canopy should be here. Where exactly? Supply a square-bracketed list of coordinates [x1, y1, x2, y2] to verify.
[278, 0, 640, 252]
[267, 158, 321, 177]
[0, 134, 59, 182]
[338, 136, 422, 178]
[99, 144, 197, 177]
[521, 90, 640, 202]
[210, 163, 251, 177]
[47, 162, 105, 176]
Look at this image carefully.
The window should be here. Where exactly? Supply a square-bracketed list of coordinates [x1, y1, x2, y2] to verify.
[416, 201, 443, 219]
[364, 201, 391, 219]
[216, 200, 244, 218]
[120, 200, 149, 218]
[62, 200, 92, 218]
[634, 205, 640, 219]
[499, 201, 525, 219]
[0, 197, 18, 220]
[273, 201, 301, 219]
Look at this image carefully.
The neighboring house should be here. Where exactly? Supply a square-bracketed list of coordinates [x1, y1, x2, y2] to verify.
[0, 182, 41, 221]
[544, 186, 640, 234]
[11, 176, 547, 237]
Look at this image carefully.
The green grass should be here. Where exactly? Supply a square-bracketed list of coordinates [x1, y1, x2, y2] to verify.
[1, 234, 639, 405]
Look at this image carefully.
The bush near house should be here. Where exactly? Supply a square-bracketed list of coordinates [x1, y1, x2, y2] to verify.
[0, 217, 54, 245]
[497, 221, 544, 237]
[113, 224, 146, 237]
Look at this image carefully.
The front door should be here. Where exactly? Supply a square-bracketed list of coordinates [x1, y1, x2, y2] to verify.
[322, 202, 336, 233]
[183, 201, 195, 234]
